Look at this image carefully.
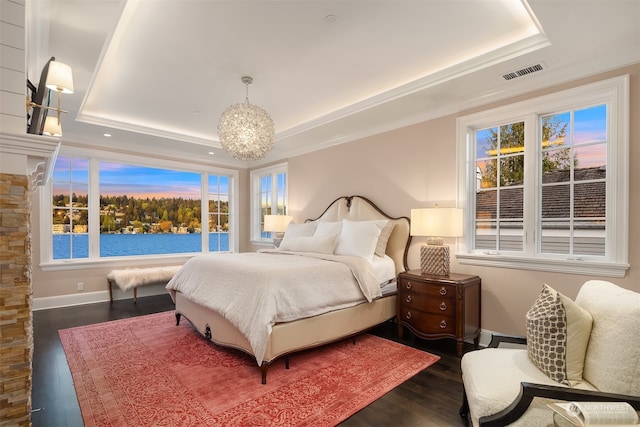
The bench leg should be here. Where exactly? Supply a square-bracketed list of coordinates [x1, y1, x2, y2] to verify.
[134, 287, 137, 304]
[108, 279, 113, 302]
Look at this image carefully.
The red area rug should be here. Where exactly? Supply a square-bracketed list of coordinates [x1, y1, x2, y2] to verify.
[59, 311, 439, 426]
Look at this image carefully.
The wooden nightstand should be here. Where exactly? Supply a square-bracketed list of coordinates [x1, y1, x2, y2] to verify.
[397, 270, 481, 356]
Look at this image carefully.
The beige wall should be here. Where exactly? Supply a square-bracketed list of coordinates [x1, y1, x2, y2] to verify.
[32, 64, 639, 336]
[283, 64, 639, 336]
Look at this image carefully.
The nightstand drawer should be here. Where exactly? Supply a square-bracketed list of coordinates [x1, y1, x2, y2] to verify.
[398, 291, 455, 315]
[399, 278, 456, 299]
[398, 306, 456, 335]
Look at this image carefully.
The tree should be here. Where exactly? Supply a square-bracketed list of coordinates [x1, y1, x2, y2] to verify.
[158, 220, 173, 233]
[101, 214, 116, 233]
[480, 116, 570, 188]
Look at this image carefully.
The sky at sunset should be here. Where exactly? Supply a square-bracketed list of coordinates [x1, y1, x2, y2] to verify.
[475, 104, 607, 168]
[52, 160, 229, 200]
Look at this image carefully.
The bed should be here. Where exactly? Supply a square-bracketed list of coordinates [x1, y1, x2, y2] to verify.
[167, 195, 411, 383]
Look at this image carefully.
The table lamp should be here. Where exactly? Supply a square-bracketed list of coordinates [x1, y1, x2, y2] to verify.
[264, 214, 293, 247]
[410, 207, 463, 276]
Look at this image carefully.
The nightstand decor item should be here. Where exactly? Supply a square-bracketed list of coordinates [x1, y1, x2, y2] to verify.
[410, 207, 463, 276]
[264, 214, 293, 247]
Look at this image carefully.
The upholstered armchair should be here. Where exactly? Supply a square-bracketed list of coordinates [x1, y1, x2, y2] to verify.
[459, 280, 640, 426]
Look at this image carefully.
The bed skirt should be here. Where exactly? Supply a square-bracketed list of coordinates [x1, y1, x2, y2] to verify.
[174, 291, 397, 382]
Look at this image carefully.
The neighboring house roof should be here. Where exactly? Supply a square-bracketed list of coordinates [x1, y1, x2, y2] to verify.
[476, 166, 606, 224]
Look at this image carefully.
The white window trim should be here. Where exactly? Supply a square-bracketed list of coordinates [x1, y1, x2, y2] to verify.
[456, 75, 629, 278]
[249, 162, 288, 245]
[39, 145, 239, 271]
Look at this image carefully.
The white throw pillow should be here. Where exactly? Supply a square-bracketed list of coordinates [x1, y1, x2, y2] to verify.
[278, 235, 337, 254]
[314, 221, 342, 238]
[335, 219, 388, 260]
[284, 221, 317, 237]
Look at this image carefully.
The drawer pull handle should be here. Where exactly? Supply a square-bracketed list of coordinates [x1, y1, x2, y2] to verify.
[406, 295, 412, 303]
[405, 281, 412, 289]
[439, 287, 447, 296]
[439, 302, 447, 311]
[406, 311, 412, 320]
[439, 320, 447, 329]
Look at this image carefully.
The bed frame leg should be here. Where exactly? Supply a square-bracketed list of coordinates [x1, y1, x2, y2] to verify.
[261, 362, 270, 385]
[175, 312, 181, 326]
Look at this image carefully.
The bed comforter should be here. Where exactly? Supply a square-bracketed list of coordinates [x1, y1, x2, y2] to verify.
[166, 250, 383, 365]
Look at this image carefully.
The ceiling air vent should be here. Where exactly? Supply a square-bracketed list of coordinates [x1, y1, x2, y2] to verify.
[502, 62, 547, 81]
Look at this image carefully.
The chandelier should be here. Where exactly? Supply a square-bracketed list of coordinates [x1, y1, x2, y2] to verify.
[217, 76, 275, 161]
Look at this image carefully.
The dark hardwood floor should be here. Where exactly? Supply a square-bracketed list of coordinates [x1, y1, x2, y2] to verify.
[32, 294, 471, 427]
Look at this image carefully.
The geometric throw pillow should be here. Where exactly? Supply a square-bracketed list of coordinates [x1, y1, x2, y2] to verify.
[526, 284, 593, 386]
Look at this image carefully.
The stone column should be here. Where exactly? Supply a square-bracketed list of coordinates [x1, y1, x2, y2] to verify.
[0, 174, 31, 426]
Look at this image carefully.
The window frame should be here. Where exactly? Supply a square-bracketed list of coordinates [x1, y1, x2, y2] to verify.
[249, 162, 288, 245]
[456, 75, 629, 277]
[39, 146, 239, 271]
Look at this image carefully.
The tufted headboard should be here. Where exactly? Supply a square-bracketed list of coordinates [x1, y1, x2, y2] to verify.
[305, 195, 411, 274]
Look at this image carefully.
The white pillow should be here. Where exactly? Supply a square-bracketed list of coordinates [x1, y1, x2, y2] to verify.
[278, 234, 337, 254]
[335, 219, 388, 259]
[314, 221, 342, 238]
[375, 222, 395, 257]
[284, 221, 317, 237]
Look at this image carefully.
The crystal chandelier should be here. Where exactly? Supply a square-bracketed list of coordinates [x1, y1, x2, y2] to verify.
[217, 76, 275, 161]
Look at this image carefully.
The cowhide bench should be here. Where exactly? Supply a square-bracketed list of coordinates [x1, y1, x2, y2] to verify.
[107, 265, 182, 303]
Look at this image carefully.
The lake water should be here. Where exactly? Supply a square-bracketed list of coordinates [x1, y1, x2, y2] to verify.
[53, 233, 229, 259]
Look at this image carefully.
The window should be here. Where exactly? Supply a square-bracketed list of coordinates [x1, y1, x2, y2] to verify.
[250, 163, 287, 243]
[41, 148, 238, 268]
[51, 157, 89, 259]
[208, 174, 231, 252]
[456, 76, 629, 277]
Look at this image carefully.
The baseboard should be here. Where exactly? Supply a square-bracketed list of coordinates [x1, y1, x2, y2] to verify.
[33, 285, 168, 311]
[33, 290, 110, 311]
[477, 329, 493, 348]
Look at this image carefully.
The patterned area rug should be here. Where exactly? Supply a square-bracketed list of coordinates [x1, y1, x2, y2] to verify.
[59, 311, 440, 426]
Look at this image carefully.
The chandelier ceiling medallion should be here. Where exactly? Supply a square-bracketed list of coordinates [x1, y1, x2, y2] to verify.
[217, 76, 275, 161]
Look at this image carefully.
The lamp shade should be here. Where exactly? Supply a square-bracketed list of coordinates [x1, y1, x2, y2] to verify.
[45, 61, 74, 94]
[410, 207, 463, 237]
[264, 215, 293, 233]
[42, 115, 62, 137]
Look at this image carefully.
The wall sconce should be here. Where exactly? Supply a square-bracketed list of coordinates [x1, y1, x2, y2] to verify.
[42, 115, 62, 137]
[27, 57, 74, 136]
[410, 206, 463, 276]
[264, 214, 293, 247]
